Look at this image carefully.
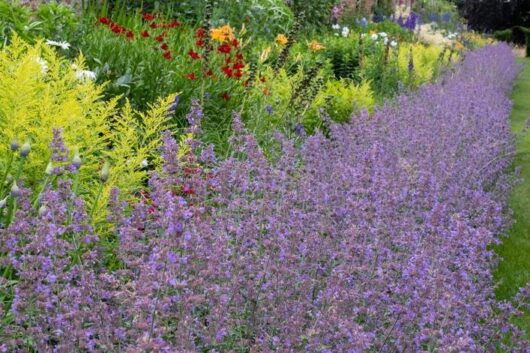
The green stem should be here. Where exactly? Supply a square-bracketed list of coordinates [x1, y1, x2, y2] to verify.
[0, 152, 14, 196]
[89, 182, 104, 219]
[32, 175, 51, 209]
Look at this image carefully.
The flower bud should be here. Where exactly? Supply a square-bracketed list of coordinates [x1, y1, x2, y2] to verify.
[38, 204, 47, 216]
[20, 141, 31, 158]
[72, 150, 82, 169]
[10, 181, 20, 198]
[0, 197, 7, 209]
[10, 140, 19, 152]
[100, 161, 110, 183]
[45, 161, 54, 175]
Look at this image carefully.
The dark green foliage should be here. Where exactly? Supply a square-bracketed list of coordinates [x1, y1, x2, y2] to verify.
[494, 28, 513, 42]
[285, 0, 336, 29]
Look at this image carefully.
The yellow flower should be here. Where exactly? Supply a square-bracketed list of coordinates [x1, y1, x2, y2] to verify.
[259, 46, 272, 63]
[276, 34, 288, 46]
[308, 40, 325, 52]
[177, 133, 194, 160]
[455, 41, 465, 50]
[210, 24, 235, 43]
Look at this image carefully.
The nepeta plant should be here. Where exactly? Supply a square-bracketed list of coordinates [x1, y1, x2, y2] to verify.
[0, 43, 528, 352]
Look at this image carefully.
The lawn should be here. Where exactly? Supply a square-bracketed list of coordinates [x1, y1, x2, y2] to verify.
[495, 57, 530, 335]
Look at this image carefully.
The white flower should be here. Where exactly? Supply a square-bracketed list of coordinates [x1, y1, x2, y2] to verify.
[45, 39, 71, 50]
[379, 32, 388, 38]
[390, 40, 398, 47]
[341, 26, 350, 37]
[332, 23, 340, 30]
[383, 37, 389, 45]
[76, 70, 96, 81]
[361, 33, 367, 39]
[36, 57, 48, 74]
[140, 159, 148, 168]
[371, 33, 378, 41]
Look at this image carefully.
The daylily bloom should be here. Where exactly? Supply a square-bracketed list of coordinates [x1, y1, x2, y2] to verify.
[218, 43, 231, 54]
[188, 50, 200, 60]
[308, 40, 325, 51]
[276, 34, 288, 45]
[210, 24, 235, 42]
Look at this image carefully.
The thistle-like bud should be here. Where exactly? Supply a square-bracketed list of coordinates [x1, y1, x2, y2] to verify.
[10, 140, 19, 152]
[45, 161, 54, 175]
[72, 149, 82, 169]
[10, 181, 20, 198]
[38, 204, 47, 216]
[0, 197, 7, 209]
[100, 161, 110, 183]
[20, 141, 31, 158]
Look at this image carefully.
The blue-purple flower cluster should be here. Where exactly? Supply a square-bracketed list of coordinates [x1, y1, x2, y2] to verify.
[0, 44, 528, 352]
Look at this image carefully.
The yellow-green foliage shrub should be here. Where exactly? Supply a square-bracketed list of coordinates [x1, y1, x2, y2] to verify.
[305, 79, 375, 130]
[0, 36, 174, 223]
[397, 43, 447, 87]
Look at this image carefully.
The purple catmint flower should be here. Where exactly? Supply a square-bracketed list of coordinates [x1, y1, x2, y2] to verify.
[0, 44, 527, 352]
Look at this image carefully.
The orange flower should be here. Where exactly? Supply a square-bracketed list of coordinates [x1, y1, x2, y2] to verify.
[276, 34, 288, 46]
[308, 40, 325, 52]
[210, 24, 235, 42]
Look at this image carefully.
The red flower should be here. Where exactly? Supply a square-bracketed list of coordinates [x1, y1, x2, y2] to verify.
[225, 57, 232, 64]
[186, 72, 196, 80]
[169, 20, 181, 28]
[183, 186, 195, 195]
[161, 43, 169, 50]
[188, 49, 200, 60]
[233, 62, 244, 70]
[163, 51, 172, 60]
[196, 27, 206, 38]
[222, 92, 231, 101]
[234, 69, 243, 79]
[243, 80, 250, 87]
[221, 66, 233, 78]
[111, 24, 122, 34]
[155, 35, 164, 42]
[143, 13, 154, 21]
[231, 39, 239, 48]
[218, 43, 231, 54]
[126, 31, 134, 40]
[141, 30, 150, 37]
[236, 53, 244, 60]
[206, 70, 214, 77]
[99, 17, 111, 25]
[195, 39, 205, 47]
[150, 23, 158, 29]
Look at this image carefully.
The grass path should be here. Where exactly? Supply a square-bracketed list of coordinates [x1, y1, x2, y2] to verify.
[495, 57, 530, 335]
